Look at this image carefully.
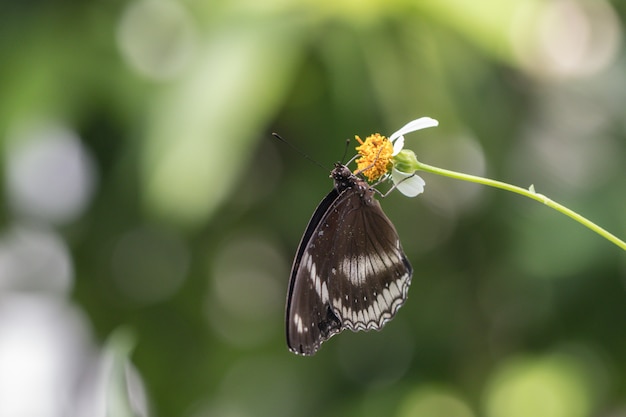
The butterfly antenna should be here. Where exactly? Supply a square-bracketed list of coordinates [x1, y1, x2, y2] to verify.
[340, 138, 353, 164]
[272, 133, 328, 170]
[343, 138, 362, 167]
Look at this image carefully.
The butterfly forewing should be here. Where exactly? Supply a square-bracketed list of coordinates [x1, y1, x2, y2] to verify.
[286, 164, 413, 356]
[286, 188, 343, 355]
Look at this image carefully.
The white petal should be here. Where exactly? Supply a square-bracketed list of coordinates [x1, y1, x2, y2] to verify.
[392, 168, 425, 197]
[389, 117, 439, 143]
[392, 135, 405, 155]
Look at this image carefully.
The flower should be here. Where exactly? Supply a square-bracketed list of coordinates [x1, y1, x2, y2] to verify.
[354, 117, 438, 197]
[354, 133, 393, 181]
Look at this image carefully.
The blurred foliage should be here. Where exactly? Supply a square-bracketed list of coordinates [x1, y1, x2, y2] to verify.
[0, 0, 625, 416]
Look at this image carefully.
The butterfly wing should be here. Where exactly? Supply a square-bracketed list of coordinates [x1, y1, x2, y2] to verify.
[286, 188, 343, 356]
[286, 186, 413, 355]
[328, 192, 413, 332]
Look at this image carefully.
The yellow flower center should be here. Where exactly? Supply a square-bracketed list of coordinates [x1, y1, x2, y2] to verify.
[354, 133, 393, 182]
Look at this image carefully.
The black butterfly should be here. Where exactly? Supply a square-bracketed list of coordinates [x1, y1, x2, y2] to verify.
[286, 163, 413, 355]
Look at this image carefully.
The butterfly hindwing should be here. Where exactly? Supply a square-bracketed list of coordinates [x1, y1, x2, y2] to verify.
[286, 164, 413, 356]
[328, 192, 412, 331]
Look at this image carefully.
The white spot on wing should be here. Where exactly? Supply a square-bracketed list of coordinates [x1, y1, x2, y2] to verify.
[382, 288, 392, 305]
[315, 270, 321, 294]
[345, 273, 411, 329]
[372, 298, 381, 318]
[388, 280, 400, 299]
[294, 313, 304, 334]
[311, 262, 317, 285]
[307, 256, 329, 303]
[339, 248, 405, 286]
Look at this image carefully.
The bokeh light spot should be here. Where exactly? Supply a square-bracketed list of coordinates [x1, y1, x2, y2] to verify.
[5, 123, 97, 225]
[116, 0, 196, 80]
[337, 317, 414, 387]
[484, 353, 593, 417]
[111, 226, 189, 304]
[0, 296, 92, 417]
[397, 385, 474, 417]
[207, 234, 286, 349]
[214, 356, 302, 417]
[419, 133, 486, 218]
[0, 225, 73, 296]
[512, 0, 621, 79]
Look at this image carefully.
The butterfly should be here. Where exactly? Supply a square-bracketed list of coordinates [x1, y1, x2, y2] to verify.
[286, 162, 413, 355]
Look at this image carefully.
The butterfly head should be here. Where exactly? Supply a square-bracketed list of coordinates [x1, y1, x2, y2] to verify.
[330, 163, 357, 190]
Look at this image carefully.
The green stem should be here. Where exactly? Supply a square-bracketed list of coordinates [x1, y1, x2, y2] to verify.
[415, 160, 626, 251]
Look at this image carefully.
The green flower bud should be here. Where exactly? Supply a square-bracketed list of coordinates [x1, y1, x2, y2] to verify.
[392, 149, 419, 173]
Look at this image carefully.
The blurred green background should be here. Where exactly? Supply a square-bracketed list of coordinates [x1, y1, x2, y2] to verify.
[1, 0, 625, 416]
